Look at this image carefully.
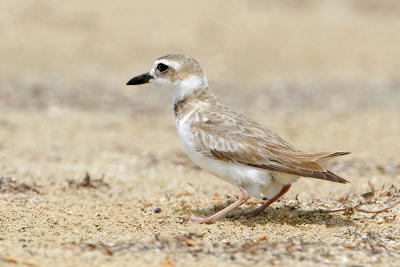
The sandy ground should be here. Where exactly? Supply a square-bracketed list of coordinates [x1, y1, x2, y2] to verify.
[1, 1, 400, 266]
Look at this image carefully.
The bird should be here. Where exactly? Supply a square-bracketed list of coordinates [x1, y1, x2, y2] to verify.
[126, 54, 350, 224]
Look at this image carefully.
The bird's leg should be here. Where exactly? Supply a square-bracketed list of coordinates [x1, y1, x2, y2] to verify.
[245, 184, 291, 217]
[185, 185, 250, 224]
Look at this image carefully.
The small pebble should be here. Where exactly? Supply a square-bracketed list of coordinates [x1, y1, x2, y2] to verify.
[154, 207, 161, 213]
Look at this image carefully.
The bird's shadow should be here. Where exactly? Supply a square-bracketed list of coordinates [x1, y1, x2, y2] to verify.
[187, 201, 356, 227]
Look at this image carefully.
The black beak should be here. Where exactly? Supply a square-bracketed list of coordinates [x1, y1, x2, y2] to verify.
[126, 72, 153, 85]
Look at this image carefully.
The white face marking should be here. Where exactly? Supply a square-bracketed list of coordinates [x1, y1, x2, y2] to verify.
[154, 59, 182, 71]
[148, 68, 155, 77]
[150, 77, 172, 87]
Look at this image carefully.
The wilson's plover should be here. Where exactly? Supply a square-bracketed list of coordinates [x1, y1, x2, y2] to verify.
[126, 54, 349, 224]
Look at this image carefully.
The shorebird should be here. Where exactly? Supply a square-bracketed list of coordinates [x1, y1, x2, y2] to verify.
[126, 54, 349, 224]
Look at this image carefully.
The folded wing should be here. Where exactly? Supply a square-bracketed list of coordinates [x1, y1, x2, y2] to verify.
[192, 108, 349, 184]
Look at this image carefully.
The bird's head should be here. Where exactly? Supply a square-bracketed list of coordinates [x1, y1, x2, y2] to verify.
[126, 54, 209, 102]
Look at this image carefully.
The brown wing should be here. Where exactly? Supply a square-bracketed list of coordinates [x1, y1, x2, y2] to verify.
[192, 107, 349, 184]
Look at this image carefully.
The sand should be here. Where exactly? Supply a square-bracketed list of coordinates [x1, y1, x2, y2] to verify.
[1, 1, 400, 266]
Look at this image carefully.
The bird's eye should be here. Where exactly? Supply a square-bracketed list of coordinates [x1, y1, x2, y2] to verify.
[156, 63, 169, 72]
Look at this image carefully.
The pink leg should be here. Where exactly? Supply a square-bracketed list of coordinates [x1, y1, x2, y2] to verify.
[184, 185, 250, 224]
[246, 184, 291, 217]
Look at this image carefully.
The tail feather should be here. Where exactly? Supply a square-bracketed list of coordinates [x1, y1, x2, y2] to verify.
[321, 151, 351, 159]
[323, 170, 349, 184]
[320, 152, 350, 183]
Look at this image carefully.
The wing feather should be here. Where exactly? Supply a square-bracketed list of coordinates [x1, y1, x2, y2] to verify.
[192, 107, 349, 184]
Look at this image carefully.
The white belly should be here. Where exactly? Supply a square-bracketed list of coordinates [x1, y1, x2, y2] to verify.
[176, 113, 295, 198]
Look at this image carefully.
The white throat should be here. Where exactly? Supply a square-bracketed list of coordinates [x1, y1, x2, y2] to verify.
[173, 75, 208, 103]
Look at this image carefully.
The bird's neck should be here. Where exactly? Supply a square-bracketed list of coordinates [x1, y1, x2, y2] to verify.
[174, 87, 215, 119]
[173, 75, 209, 105]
